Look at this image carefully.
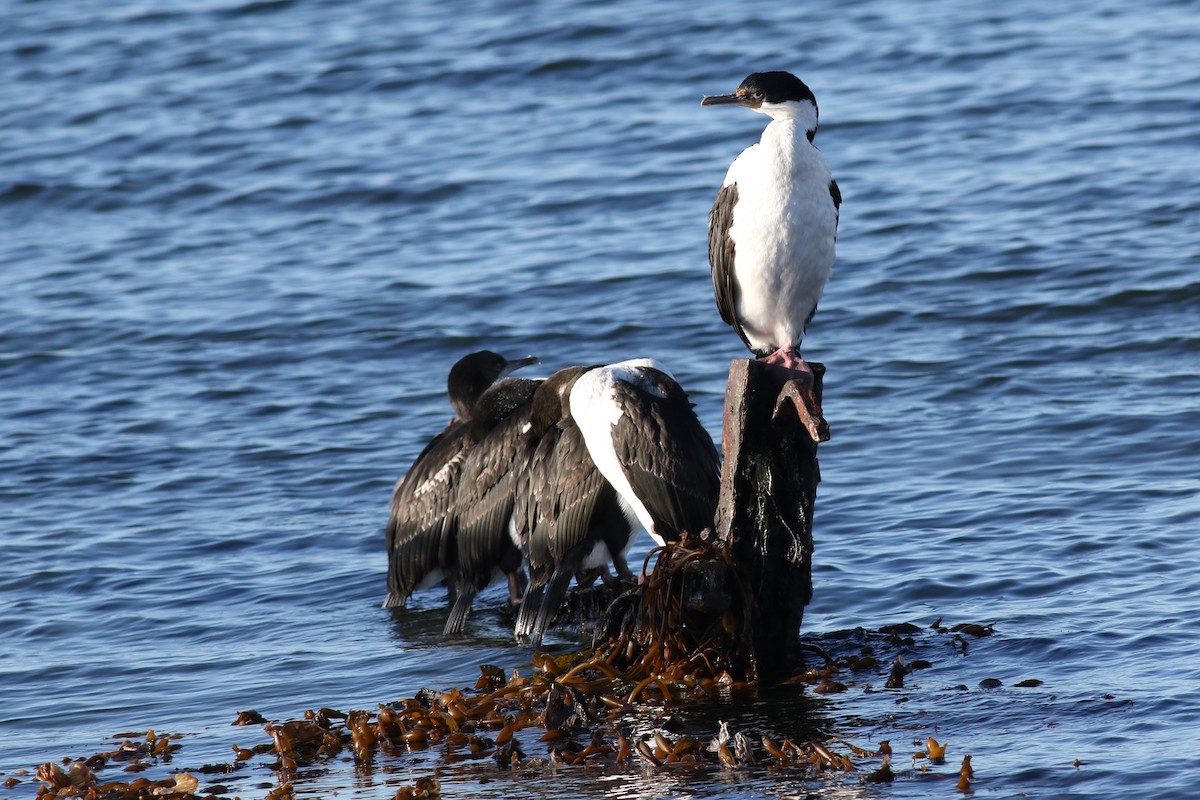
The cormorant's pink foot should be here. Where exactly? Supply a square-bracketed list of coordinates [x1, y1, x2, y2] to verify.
[759, 346, 813, 386]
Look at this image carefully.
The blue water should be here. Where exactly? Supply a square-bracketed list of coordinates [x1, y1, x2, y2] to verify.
[3, 0, 1199, 797]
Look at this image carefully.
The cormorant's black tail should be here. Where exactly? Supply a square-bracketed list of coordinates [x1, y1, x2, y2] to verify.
[513, 581, 546, 644]
[527, 569, 574, 649]
[443, 586, 477, 635]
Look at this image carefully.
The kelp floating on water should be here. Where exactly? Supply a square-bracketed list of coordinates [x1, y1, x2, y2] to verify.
[28, 613, 998, 799]
[28, 730, 197, 799]
[29, 542, 997, 799]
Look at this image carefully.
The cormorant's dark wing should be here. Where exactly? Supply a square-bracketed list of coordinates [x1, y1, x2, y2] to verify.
[829, 178, 842, 232]
[516, 420, 616, 647]
[610, 375, 721, 540]
[545, 422, 610, 562]
[514, 425, 558, 586]
[384, 420, 470, 607]
[452, 412, 533, 594]
[443, 388, 546, 635]
[708, 182, 752, 350]
[512, 424, 562, 641]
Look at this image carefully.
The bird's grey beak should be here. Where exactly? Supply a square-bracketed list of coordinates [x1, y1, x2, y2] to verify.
[499, 355, 540, 378]
[701, 93, 749, 107]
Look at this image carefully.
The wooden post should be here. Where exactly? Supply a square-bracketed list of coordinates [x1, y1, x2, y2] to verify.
[716, 359, 828, 681]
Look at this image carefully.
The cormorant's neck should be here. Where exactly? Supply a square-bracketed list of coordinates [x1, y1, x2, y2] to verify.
[758, 100, 818, 143]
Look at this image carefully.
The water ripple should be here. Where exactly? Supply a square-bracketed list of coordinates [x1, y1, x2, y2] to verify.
[3, 0, 1200, 797]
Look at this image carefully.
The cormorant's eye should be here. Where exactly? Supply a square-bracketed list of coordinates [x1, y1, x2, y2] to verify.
[751, 91, 764, 101]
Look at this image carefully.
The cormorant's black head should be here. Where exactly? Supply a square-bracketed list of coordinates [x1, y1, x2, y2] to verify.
[446, 350, 539, 420]
[701, 71, 819, 129]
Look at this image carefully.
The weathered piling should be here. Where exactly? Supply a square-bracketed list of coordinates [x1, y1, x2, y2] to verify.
[716, 359, 828, 681]
[591, 359, 827, 684]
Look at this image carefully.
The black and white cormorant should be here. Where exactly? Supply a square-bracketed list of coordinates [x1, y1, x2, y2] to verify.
[569, 358, 721, 548]
[383, 350, 537, 609]
[441, 375, 544, 635]
[512, 366, 638, 648]
[702, 71, 841, 379]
